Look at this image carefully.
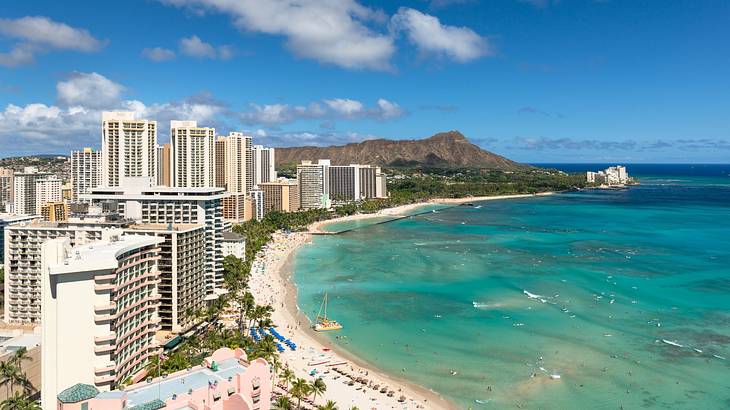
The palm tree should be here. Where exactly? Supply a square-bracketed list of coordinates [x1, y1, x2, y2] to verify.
[9, 349, 31, 370]
[279, 368, 295, 390]
[309, 377, 326, 405]
[0, 362, 30, 397]
[0, 392, 40, 410]
[272, 396, 292, 410]
[290, 378, 311, 409]
[317, 400, 337, 410]
[0, 362, 17, 398]
[145, 355, 161, 378]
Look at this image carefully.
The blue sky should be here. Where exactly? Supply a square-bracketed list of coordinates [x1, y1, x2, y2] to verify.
[1, 0, 729, 162]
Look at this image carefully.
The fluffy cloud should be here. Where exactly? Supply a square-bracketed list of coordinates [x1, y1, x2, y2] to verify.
[56, 72, 125, 108]
[391, 7, 489, 62]
[0, 16, 105, 67]
[142, 47, 176, 62]
[0, 72, 404, 154]
[239, 98, 405, 125]
[179, 35, 233, 60]
[161, 0, 395, 70]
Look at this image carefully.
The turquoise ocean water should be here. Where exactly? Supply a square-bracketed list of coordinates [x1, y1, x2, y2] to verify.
[293, 166, 730, 409]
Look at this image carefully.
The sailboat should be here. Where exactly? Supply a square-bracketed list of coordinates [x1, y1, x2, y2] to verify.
[313, 292, 342, 331]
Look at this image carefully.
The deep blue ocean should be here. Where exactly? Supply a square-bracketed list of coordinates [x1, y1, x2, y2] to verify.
[293, 164, 730, 409]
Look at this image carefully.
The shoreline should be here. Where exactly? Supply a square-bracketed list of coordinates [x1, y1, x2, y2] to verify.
[309, 192, 555, 233]
[248, 192, 554, 408]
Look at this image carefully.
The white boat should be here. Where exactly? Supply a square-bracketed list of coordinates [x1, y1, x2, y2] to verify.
[550, 374, 561, 380]
[662, 339, 683, 348]
[523, 290, 547, 303]
[313, 292, 343, 332]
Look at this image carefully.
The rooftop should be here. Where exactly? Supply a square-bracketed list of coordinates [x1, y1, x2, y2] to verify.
[124, 358, 247, 407]
[221, 232, 245, 241]
[127, 223, 204, 232]
[57, 383, 100, 404]
[49, 234, 164, 275]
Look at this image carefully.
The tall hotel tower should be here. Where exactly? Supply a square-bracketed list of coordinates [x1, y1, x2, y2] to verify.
[101, 112, 157, 187]
[170, 121, 216, 188]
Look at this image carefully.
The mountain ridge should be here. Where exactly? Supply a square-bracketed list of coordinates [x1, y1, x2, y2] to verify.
[275, 131, 524, 169]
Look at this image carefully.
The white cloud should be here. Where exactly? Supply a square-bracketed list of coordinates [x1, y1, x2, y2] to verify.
[161, 0, 395, 70]
[324, 99, 365, 117]
[240, 98, 405, 125]
[391, 7, 489, 62]
[179, 35, 233, 60]
[142, 47, 176, 61]
[56, 72, 125, 108]
[0, 73, 401, 154]
[376, 98, 405, 119]
[0, 16, 105, 67]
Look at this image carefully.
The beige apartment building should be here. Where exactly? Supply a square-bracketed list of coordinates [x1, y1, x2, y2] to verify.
[156, 143, 171, 187]
[41, 202, 70, 222]
[0, 168, 13, 213]
[214, 132, 253, 194]
[3, 216, 133, 324]
[71, 147, 102, 201]
[41, 232, 164, 404]
[297, 160, 330, 210]
[125, 223, 206, 333]
[260, 179, 300, 213]
[102, 112, 157, 187]
[82, 186, 226, 297]
[171, 120, 216, 188]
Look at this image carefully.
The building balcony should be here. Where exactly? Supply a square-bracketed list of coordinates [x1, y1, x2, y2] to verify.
[94, 363, 116, 374]
[95, 283, 115, 292]
[94, 302, 116, 313]
[94, 374, 115, 385]
[94, 343, 116, 354]
[94, 333, 116, 343]
[94, 313, 117, 322]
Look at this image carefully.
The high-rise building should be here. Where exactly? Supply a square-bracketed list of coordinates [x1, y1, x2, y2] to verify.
[260, 179, 300, 213]
[215, 133, 252, 194]
[156, 143, 171, 187]
[82, 186, 226, 297]
[3, 216, 134, 324]
[71, 148, 102, 201]
[35, 175, 62, 215]
[125, 224, 206, 333]
[329, 165, 360, 203]
[101, 112, 157, 187]
[0, 168, 14, 213]
[222, 192, 247, 223]
[41, 232, 164, 403]
[376, 169, 388, 199]
[252, 145, 276, 185]
[250, 186, 264, 221]
[13, 170, 60, 215]
[328, 164, 386, 203]
[170, 120, 216, 188]
[41, 202, 69, 222]
[297, 160, 330, 210]
[0, 214, 41, 263]
[214, 137, 227, 188]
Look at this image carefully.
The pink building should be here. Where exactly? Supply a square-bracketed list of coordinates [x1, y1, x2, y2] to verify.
[56, 348, 271, 410]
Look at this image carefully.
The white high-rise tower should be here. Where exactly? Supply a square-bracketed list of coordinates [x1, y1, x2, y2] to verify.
[170, 120, 216, 188]
[101, 112, 157, 187]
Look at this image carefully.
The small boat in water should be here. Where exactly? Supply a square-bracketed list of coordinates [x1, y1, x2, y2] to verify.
[662, 339, 683, 348]
[313, 292, 343, 331]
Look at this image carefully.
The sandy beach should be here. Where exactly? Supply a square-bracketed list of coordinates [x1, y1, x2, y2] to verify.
[248, 193, 554, 408]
